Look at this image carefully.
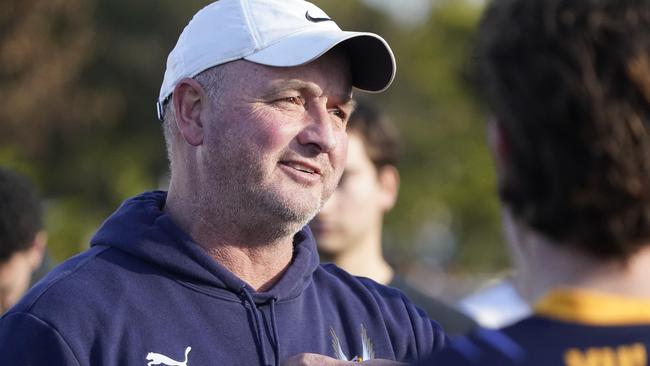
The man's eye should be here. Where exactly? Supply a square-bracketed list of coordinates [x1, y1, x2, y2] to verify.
[330, 108, 347, 121]
[279, 96, 305, 105]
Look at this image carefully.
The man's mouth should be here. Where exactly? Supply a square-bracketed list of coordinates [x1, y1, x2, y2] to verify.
[281, 161, 321, 175]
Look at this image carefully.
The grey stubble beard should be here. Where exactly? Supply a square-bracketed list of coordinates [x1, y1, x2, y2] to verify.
[199, 148, 330, 246]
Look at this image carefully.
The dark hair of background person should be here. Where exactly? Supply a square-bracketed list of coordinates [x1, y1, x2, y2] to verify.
[347, 98, 401, 170]
[0, 168, 43, 262]
[474, 0, 650, 261]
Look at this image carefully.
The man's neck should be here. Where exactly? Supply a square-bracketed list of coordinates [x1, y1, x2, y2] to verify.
[517, 228, 650, 303]
[165, 188, 295, 292]
[202, 243, 294, 291]
[327, 233, 394, 285]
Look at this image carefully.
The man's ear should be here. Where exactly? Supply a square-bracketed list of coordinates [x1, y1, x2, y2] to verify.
[377, 165, 400, 213]
[172, 78, 208, 146]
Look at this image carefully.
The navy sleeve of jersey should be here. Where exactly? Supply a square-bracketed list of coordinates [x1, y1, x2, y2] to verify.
[417, 327, 525, 366]
[0, 312, 80, 365]
[414, 346, 473, 366]
[416, 334, 483, 365]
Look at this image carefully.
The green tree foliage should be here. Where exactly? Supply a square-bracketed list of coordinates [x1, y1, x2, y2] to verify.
[0, 0, 506, 271]
[0, 0, 205, 259]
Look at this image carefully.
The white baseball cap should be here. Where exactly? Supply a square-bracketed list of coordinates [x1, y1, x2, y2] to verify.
[157, 0, 396, 120]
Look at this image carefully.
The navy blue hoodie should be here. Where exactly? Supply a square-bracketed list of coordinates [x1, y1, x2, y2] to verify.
[0, 191, 445, 365]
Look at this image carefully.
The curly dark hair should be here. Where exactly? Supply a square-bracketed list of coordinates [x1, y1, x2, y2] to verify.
[476, 0, 650, 260]
[0, 168, 43, 262]
[347, 98, 401, 170]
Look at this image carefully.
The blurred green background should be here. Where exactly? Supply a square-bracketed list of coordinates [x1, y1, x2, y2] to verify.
[0, 0, 505, 278]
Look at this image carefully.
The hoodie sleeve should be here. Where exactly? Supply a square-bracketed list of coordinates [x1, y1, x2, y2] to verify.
[397, 291, 448, 358]
[360, 278, 448, 361]
[0, 312, 80, 365]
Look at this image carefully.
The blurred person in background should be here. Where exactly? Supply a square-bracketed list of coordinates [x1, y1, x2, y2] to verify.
[0, 1, 446, 365]
[310, 99, 476, 336]
[0, 167, 47, 314]
[421, 0, 650, 364]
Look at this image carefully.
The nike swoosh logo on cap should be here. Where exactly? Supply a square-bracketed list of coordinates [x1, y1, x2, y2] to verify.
[305, 11, 332, 23]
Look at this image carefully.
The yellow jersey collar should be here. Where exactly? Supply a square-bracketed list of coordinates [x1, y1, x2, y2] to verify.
[534, 288, 650, 326]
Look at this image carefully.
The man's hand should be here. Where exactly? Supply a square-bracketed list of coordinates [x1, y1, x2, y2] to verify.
[282, 353, 406, 366]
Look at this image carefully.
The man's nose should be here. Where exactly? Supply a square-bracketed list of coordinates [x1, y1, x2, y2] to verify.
[297, 107, 337, 154]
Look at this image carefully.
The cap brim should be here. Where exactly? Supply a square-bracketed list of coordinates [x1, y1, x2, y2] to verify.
[245, 30, 396, 93]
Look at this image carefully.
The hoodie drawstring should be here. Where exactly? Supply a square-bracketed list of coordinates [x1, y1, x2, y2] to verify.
[241, 286, 270, 366]
[240, 287, 281, 366]
[269, 297, 280, 366]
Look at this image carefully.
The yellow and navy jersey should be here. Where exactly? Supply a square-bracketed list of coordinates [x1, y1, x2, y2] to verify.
[420, 288, 650, 366]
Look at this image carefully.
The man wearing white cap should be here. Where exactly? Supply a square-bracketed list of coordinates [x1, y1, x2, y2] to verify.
[0, 1, 445, 365]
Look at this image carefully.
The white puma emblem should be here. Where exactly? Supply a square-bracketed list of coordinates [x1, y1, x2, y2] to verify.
[146, 346, 191, 366]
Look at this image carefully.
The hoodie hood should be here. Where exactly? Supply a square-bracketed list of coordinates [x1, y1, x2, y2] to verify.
[90, 190, 320, 302]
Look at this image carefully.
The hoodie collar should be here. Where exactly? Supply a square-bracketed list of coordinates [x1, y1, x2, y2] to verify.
[90, 191, 320, 302]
